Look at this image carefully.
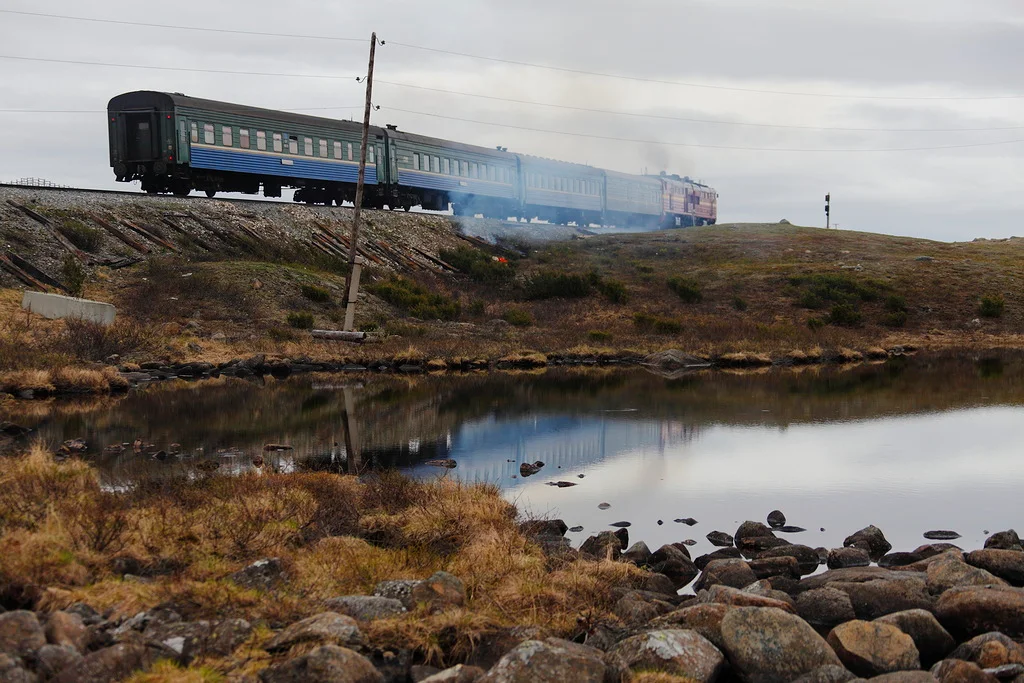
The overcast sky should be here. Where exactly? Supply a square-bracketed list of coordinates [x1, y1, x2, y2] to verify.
[2, 0, 1023, 241]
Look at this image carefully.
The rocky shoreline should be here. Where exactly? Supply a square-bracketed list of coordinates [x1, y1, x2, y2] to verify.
[2, 514, 1023, 682]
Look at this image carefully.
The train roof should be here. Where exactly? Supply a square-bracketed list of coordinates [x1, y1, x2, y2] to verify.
[107, 91, 379, 135]
[515, 153, 603, 176]
[385, 127, 519, 160]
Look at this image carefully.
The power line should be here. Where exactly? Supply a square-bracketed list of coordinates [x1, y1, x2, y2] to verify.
[4, 8, 1022, 102]
[376, 80, 1024, 133]
[0, 55, 359, 80]
[0, 9, 364, 42]
[382, 106, 1024, 153]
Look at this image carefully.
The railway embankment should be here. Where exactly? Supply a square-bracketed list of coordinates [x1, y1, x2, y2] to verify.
[3, 185, 1024, 398]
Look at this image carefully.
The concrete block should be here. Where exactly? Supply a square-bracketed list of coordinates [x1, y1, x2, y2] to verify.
[22, 291, 116, 326]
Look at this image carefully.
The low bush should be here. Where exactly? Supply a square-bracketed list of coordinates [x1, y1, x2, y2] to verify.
[118, 259, 260, 323]
[589, 273, 628, 304]
[979, 294, 1005, 318]
[300, 284, 332, 303]
[885, 294, 907, 313]
[503, 308, 533, 327]
[468, 300, 487, 317]
[790, 273, 886, 308]
[55, 318, 155, 361]
[732, 296, 749, 312]
[588, 330, 612, 342]
[61, 255, 86, 298]
[667, 276, 702, 304]
[882, 311, 908, 328]
[439, 246, 516, 284]
[826, 303, 863, 327]
[366, 277, 461, 321]
[57, 220, 103, 253]
[287, 312, 315, 329]
[524, 271, 591, 300]
[807, 316, 825, 331]
[634, 312, 682, 334]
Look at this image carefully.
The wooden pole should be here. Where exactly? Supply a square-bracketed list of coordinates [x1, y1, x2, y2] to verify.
[343, 32, 378, 331]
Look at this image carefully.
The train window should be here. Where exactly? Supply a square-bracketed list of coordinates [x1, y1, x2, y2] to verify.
[303, 138, 312, 156]
[319, 139, 327, 157]
[469, 162, 477, 178]
[368, 146, 375, 164]
[432, 156, 439, 173]
[203, 124, 214, 145]
[257, 131, 267, 151]
[222, 126, 232, 146]
[412, 153, 420, 170]
[442, 158, 450, 175]
[345, 142, 352, 160]
[240, 129, 250, 149]
[461, 160, 468, 176]
[190, 122, 198, 143]
[487, 165, 494, 181]
[273, 133, 282, 153]
[334, 141, 341, 159]
[288, 136, 298, 154]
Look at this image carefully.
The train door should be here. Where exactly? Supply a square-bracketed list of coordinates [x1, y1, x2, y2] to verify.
[123, 111, 158, 161]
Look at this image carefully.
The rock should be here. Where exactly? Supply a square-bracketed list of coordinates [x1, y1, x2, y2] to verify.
[965, 550, 1024, 586]
[568, 526, 584, 533]
[207, 619, 254, 657]
[479, 638, 606, 682]
[984, 531, 1022, 552]
[760, 545, 822, 576]
[613, 527, 629, 549]
[425, 459, 458, 469]
[579, 532, 622, 561]
[739, 536, 792, 555]
[419, 664, 486, 682]
[0, 611, 46, 657]
[768, 510, 787, 529]
[925, 531, 962, 541]
[324, 596, 407, 622]
[650, 545, 699, 590]
[844, 526, 892, 561]
[613, 592, 674, 627]
[675, 518, 698, 526]
[736, 521, 777, 545]
[875, 610, 954, 667]
[694, 559, 758, 591]
[915, 545, 964, 559]
[265, 613, 362, 652]
[44, 611, 88, 653]
[597, 502, 611, 510]
[828, 547, 871, 569]
[882, 553, 926, 568]
[707, 531, 735, 547]
[799, 567, 920, 591]
[927, 554, 1007, 595]
[649, 603, 731, 650]
[0, 423, 30, 438]
[410, 572, 466, 611]
[868, 672, 938, 682]
[465, 626, 547, 670]
[609, 521, 631, 528]
[935, 585, 1024, 639]
[700, 585, 795, 612]
[695, 548, 743, 570]
[826, 620, 921, 677]
[931, 659, 998, 683]
[518, 520, 568, 538]
[623, 541, 652, 566]
[791, 665, 860, 683]
[374, 580, 420, 610]
[719, 606, 843, 683]
[0, 654, 35, 683]
[230, 558, 286, 591]
[830, 578, 935, 620]
[608, 629, 724, 681]
[54, 643, 161, 683]
[36, 644, 83, 680]
[796, 588, 857, 632]
[258, 645, 383, 683]
[519, 461, 544, 477]
[949, 632, 1024, 669]
[634, 572, 679, 597]
[748, 556, 801, 581]
[779, 526, 808, 534]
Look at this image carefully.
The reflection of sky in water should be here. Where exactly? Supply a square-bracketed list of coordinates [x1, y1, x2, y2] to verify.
[408, 406, 1024, 562]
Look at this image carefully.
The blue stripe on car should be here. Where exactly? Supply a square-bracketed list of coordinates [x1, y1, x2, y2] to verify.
[190, 146, 377, 185]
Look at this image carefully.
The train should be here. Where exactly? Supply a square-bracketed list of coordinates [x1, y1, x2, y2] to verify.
[107, 91, 717, 228]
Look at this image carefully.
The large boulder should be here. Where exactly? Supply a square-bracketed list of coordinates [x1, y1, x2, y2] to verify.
[828, 548, 871, 570]
[875, 610, 955, 667]
[410, 572, 467, 612]
[828, 578, 935, 620]
[649, 604, 731, 651]
[983, 530, 1022, 552]
[36, 644, 83, 680]
[799, 567, 921, 591]
[265, 613, 362, 652]
[44, 612, 88, 653]
[622, 541, 653, 567]
[479, 638, 606, 682]
[613, 592, 674, 627]
[0, 654, 35, 683]
[926, 555, 1007, 595]
[579, 532, 622, 561]
[419, 664, 487, 682]
[258, 645, 383, 683]
[934, 585, 1024, 639]
[735, 521, 776, 546]
[759, 545, 821, 576]
[700, 585, 795, 612]
[465, 626, 548, 670]
[791, 664, 860, 683]
[844, 526, 892, 561]
[719, 606, 843, 683]
[695, 548, 743, 571]
[54, 643, 162, 683]
[867, 672, 939, 682]
[324, 596, 407, 622]
[964, 550, 1024, 586]
[608, 629, 724, 681]
[0, 611, 46, 658]
[230, 558, 287, 591]
[374, 580, 420, 610]
[948, 632, 1024, 669]
[694, 559, 757, 591]
[826, 620, 921, 677]
[748, 556, 801, 581]
[930, 658, 998, 683]
[144, 618, 253, 663]
[881, 553, 926, 569]
[796, 588, 857, 632]
[739, 536, 792, 555]
[650, 545, 699, 590]
[518, 520, 568, 538]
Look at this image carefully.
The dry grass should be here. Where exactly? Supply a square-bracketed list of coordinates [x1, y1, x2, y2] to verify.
[0, 444, 657, 673]
[0, 366, 128, 397]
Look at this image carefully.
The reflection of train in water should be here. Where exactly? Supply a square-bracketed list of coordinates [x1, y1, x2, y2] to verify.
[108, 90, 718, 228]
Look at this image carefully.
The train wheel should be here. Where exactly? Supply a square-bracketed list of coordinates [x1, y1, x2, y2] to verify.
[205, 189, 217, 198]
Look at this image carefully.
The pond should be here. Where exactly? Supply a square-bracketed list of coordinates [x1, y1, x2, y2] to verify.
[4, 352, 1024, 565]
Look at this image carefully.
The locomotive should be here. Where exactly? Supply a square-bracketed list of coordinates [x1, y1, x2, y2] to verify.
[108, 90, 717, 228]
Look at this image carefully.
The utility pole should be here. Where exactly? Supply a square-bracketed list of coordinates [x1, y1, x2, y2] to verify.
[825, 193, 831, 229]
[343, 32, 379, 332]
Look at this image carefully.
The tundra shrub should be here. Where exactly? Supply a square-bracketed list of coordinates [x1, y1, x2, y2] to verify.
[439, 246, 515, 284]
[882, 311, 908, 328]
[826, 303, 862, 327]
[300, 284, 331, 303]
[367, 277, 461, 320]
[503, 308, 533, 327]
[634, 312, 682, 334]
[525, 271, 591, 300]
[979, 294, 1005, 318]
[58, 220, 103, 253]
[885, 295, 907, 313]
[287, 312, 315, 329]
[61, 254, 86, 298]
[588, 330, 612, 342]
[667, 276, 702, 304]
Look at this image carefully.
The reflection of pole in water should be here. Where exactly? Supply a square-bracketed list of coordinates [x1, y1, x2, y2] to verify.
[341, 386, 361, 474]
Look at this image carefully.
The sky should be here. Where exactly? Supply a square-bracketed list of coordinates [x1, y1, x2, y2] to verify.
[1, 0, 1023, 241]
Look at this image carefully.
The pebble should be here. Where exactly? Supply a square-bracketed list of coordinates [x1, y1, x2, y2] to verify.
[609, 521, 631, 528]
[568, 526, 584, 533]
[674, 518, 698, 526]
[598, 502, 611, 510]
[923, 530, 962, 540]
